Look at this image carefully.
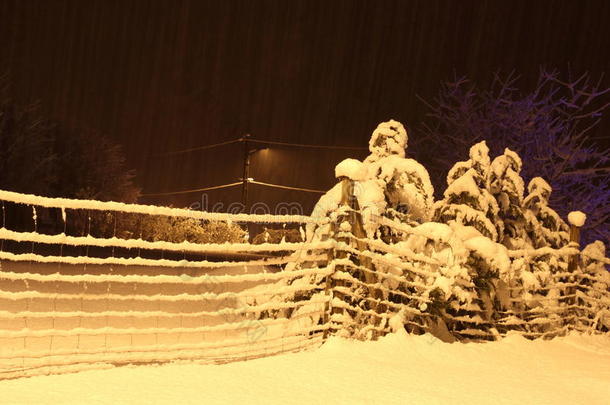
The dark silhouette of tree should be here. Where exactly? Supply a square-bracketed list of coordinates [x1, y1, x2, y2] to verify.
[0, 79, 58, 196]
[55, 129, 140, 203]
[416, 69, 610, 245]
[1, 75, 140, 203]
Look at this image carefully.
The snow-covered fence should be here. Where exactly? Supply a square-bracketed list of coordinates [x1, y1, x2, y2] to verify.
[0, 183, 608, 379]
[0, 190, 333, 380]
[499, 243, 610, 339]
[327, 214, 488, 342]
[324, 178, 444, 340]
[321, 178, 609, 343]
[327, 213, 609, 342]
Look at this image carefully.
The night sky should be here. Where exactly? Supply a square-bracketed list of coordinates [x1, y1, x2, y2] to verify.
[1, 0, 609, 213]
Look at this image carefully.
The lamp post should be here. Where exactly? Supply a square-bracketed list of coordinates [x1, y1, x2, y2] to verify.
[241, 134, 251, 212]
[241, 135, 269, 213]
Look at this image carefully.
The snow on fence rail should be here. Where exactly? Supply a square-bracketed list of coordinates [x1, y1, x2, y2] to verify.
[0, 189, 324, 224]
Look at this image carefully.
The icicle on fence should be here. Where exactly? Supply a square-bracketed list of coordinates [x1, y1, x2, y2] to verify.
[0, 190, 332, 380]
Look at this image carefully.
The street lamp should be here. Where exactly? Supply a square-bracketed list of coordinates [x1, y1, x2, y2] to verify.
[240, 134, 268, 212]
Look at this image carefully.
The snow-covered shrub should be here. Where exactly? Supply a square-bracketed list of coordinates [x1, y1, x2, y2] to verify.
[86, 211, 246, 244]
[252, 227, 302, 244]
[396, 223, 478, 333]
[503, 252, 567, 336]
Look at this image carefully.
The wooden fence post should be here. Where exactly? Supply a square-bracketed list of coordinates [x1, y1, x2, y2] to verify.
[328, 179, 352, 332]
[568, 223, 581, 272]
[340, 177, 386, 339]
[566, 213, 584, 319]
[322, 177, 388, 340]
[322, 220, 337, 341]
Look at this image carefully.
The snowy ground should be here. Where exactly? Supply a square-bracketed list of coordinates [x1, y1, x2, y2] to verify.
[2, 330, 609, 405]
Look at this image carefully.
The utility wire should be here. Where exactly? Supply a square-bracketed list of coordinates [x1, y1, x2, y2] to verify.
[157, 136, 368, 157]
[250, 180, 326, 194]
[141, 182, 242, 197]
[143, 179, 326, 197]
[147, 133, 351, 196]
[249, 138, 368, 151]
[153, 138, 243, 157]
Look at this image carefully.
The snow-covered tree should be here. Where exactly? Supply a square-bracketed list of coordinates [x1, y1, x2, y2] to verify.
[487, 162, 570, 336]
[303, 120, 437, 338]
[363, 120, 434, 225]
[433, 141, 501, 242]
[523, 177, 570, 249]
[498, 177, 572, 337]
[487, 148, 530, 250]
[416, 70, 610, 245]
[307, 120, 434, 243]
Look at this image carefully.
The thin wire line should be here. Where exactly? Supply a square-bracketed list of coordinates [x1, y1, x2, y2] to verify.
[249, 138, 368, 151]
[153, 138, 243, 157]
[141, 182, 243, 197]
[250, 180, 326, 194]
[157, 136, 368, 157]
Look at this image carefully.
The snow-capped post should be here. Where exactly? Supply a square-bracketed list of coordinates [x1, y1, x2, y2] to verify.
[334, 159, 377, 286]
[567, 211, 586, 272]
[565, 211, 586, 309]
[342, 175, 382, 339]
[335, 158, 383, 339]
[325, 176, 352, 333]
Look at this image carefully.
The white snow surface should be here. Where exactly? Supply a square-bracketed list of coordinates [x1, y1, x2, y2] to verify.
[3, 331, 610, 405]
[366, 119, 407, 159]
[568, 211, 587, 227]
[335, 158, 367, 181]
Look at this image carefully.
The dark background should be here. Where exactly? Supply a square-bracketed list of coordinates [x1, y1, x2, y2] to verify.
[1, 0, 608, 214]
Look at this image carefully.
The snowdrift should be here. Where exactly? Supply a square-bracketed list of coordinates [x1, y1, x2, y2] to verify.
[2, 331, 609, 405]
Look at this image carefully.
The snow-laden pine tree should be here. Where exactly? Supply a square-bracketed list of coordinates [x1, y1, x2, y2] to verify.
[433, 141, 501, 242]
[430, 142, 520, 339]
[523, 177, 570, 249]
[301, 120, 437, 338]
[307, 120, 434, 242]
[487, 148, 531, 250]
[498, 176, 572, 337]
[362, 121, 434, 226]
[399, 221, 514, 341]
